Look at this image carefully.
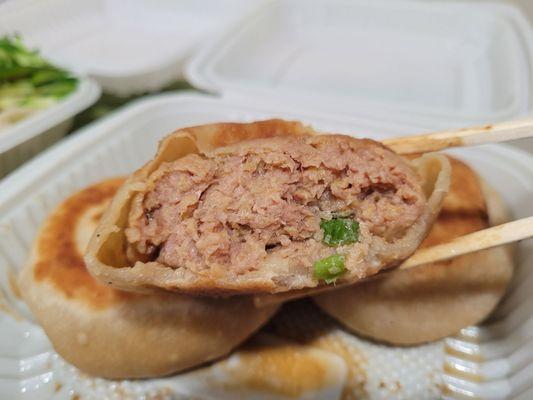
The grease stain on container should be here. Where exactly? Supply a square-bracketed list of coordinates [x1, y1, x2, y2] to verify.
[265, 300, 368, 399]
[8, 269, 21, 299]
[219, 336, 336, 397]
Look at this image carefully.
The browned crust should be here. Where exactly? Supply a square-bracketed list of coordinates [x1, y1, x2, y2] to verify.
[31, 178, 137, 309]
[20, 179, 279, 378]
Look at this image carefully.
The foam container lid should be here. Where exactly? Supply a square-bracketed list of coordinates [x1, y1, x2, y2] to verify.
[186, 0, 533, 130]
[0, 0, 268, 96]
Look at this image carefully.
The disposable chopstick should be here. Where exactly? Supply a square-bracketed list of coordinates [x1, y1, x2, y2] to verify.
[382, 118, 533, 155]
[398, 216, 533, 270]
[254, 216, 533, 308]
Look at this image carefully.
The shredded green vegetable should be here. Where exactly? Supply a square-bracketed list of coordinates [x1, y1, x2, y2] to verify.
[0, 34, 78, 118]
[320, 217, 359, 246]
[313, 253, 346, 284]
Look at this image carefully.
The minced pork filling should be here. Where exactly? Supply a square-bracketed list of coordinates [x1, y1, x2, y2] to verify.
[125, 135, 425, 278]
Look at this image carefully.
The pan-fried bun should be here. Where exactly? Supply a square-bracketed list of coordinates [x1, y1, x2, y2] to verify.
[85, 120, 450, 296]
[314, 157, 514, 345]
[19, 178, 278, 379]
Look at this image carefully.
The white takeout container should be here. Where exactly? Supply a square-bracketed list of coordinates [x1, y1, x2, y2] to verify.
[0, 91, 531, 399]
[0, 78, 101, 179]
[0, 0, 269, 97]
[187, 0, 533, 129]
[1, 0, 533, 398]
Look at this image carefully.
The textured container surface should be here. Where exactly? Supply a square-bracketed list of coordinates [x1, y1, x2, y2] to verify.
[0, 119, 71, 179]
[0, 93, 532, 399]
[187, 0, 533, 129]
[0, 0, 268, 96]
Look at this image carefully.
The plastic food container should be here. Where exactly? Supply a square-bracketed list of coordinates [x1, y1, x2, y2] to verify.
[0, 0, 269, 97]
[0, 78, 101, 179]
[0, 92, 532, 399]
[1, 0, 532, 398]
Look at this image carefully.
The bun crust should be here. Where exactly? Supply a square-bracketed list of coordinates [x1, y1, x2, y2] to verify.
[19, 178, 278, 378]
[314, 157, 514, 345]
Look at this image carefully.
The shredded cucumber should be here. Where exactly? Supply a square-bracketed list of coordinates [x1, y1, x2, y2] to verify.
[0, 35, 78, 123]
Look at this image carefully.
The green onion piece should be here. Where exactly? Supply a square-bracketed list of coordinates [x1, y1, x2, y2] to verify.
[313, 254, 346, 284]
[36, 79, 77, 98]
[320, 218, 359, 246]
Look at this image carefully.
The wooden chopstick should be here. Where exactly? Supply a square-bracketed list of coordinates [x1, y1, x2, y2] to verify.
[398, 216, 533, 270]
[382, 118, 533, 155]
[254, 216, 533, 308]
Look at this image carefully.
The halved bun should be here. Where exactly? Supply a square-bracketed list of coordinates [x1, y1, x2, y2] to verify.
[85, 120, 450, 296]
[19, 178, 278, 379]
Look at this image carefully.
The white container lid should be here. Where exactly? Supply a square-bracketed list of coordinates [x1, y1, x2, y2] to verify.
[0, 0, 268, 96]
[186, 0, 533, 130]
